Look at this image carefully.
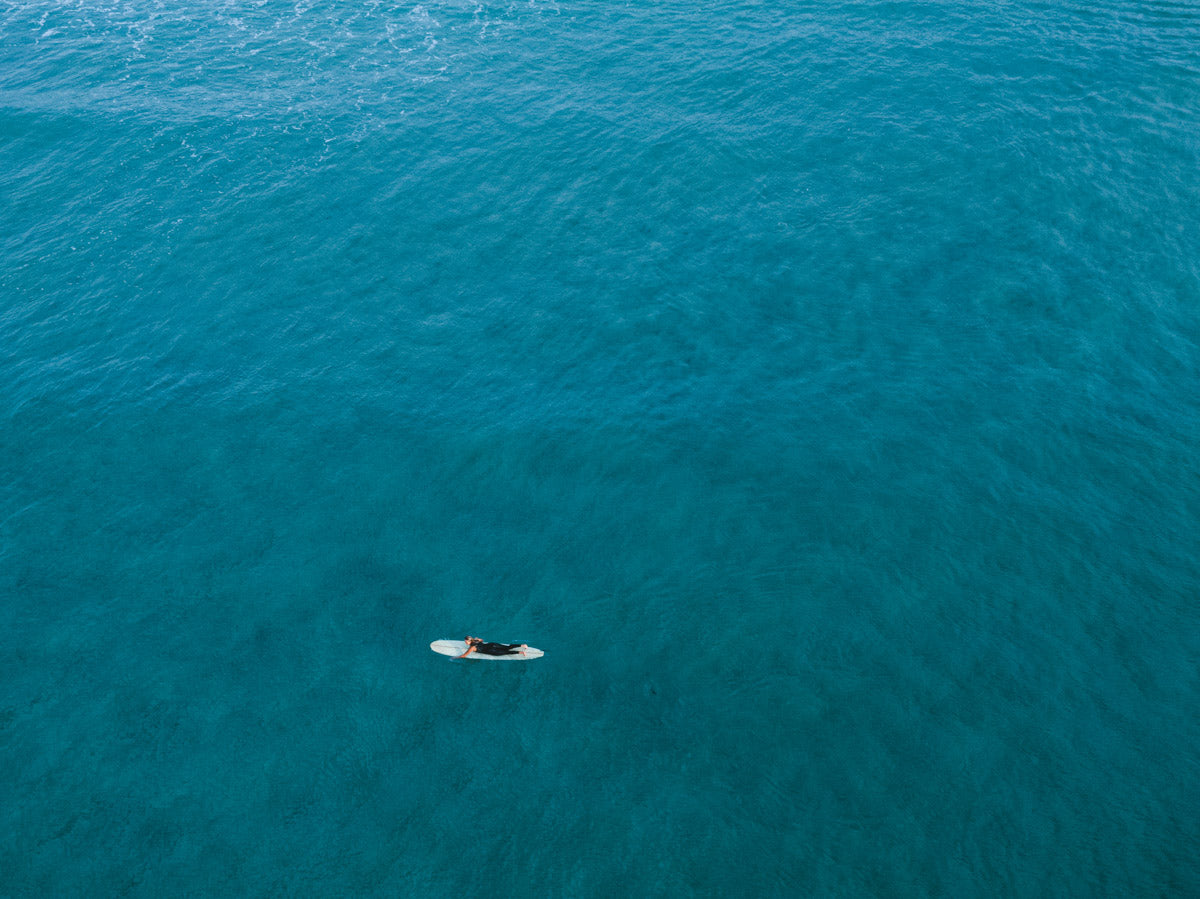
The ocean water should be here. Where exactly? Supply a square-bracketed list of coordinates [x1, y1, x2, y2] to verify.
[2, 0, 1199, 894]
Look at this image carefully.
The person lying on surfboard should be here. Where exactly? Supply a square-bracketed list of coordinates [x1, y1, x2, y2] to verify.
[457, 636, 529, 658]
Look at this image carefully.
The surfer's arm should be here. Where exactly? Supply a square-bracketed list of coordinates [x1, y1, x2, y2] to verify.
[457, 645, 476, 659]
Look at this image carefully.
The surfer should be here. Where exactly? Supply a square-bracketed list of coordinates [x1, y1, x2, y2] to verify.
[458, 636, 528, 658]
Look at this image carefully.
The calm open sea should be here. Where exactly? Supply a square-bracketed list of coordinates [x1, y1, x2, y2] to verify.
[2, 0, 1199, 895]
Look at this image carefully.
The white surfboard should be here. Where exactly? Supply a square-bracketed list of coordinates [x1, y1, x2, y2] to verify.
[430, 640, 544, 660]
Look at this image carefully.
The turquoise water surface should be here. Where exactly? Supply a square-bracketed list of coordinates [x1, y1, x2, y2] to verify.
[2, 0, 1199, 895]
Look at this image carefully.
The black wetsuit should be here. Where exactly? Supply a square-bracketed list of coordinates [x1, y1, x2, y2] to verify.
[473, 641, 522, 656]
